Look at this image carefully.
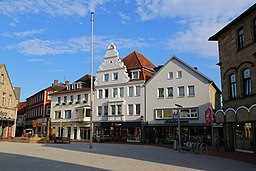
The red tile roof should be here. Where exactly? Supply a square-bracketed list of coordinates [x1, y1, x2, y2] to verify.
[123, 51, 155, 71]
[122, 51, 156, 81]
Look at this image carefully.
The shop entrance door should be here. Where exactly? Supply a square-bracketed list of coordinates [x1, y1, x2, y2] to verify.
[80, 127, 90, 140]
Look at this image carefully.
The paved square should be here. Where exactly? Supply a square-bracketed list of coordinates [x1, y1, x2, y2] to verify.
[0, 142, 255, 171]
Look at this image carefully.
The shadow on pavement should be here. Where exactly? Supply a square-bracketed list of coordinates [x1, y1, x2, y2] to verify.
[42, 142, 256, 171]
[0, 152, 110, 171]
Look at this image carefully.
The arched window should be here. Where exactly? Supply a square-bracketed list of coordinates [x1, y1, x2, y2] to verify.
[230, 74, 237, 98]
[242, 69, 252, 96]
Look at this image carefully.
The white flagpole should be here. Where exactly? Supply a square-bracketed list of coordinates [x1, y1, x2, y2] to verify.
[89, 12, 94, 149]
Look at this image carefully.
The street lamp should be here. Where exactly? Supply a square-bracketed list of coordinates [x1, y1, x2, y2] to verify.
[175, 103, 182, 150]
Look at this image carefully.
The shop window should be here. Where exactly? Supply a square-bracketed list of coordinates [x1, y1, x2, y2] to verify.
[235, 123, 253, 152]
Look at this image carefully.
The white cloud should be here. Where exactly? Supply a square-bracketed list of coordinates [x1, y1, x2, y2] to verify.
[27, 58, 46, 62]
[118, 12, 131, 24]
[135, 0, 255, 58]
[6, 35, 149, 56]
[0, 0, 109, 17]
[1, 29, 45, 38]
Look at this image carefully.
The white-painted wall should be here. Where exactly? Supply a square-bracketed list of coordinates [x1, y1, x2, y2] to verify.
[145, 57, 216, 125]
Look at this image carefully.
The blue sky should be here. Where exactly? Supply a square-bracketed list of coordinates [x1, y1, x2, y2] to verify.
[0, 0, 255, 101]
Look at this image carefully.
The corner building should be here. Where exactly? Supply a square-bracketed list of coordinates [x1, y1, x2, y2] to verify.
[209, 3, 256, 153]
[0, 64, 19, 138]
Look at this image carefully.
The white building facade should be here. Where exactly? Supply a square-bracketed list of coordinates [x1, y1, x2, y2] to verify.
[145, 56, 221, 144]
[50, 75, 93, 140]
[93, 44, 155, 142]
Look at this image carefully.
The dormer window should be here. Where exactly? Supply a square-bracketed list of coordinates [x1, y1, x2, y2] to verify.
[113, 72, 118, 81]
[132, 71, 139, 79]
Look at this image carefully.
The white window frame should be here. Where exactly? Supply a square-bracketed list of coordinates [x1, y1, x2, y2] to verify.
[187, 85, 195, 97]
[113, 88, 118, 98]
[168, 72, 173, 79]
[135, 104, 140, 115]
[104, 73, 109, 82]
[135, 85, 140, 96]
[119, 87, 124, 97]
[158, 88, 164, 98]
[132, 71, 139, 79]
[113, 72, 118, 81]
[177, 71, 182, 79]
[178, 86, 185, 97]
[128, 104, 133, 115]
[128, 86, 134, 97]
[97, 106, 102, 116]
[167, 87, 173, 98]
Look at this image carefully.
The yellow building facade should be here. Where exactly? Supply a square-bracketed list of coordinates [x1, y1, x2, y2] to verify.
[0, 64, 19, 138]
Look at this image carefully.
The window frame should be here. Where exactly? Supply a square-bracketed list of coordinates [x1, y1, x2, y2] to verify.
[128, 104, 133, 115]
[158, 88, 164, 98]
[230, 74, 237, 98]
[188, 85, 195, 97]
[242, 68, 252, 96]
[104, 73, 109, 82]
[178, 86, 185, 97]
[167, 87, 173, 98]
[237, 27, 245, 49]
[113, 72, 118, 81]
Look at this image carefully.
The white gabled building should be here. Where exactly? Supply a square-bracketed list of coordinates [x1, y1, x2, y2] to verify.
[145, 56, 221, 144]
[93, 43, 155, 142]
[50, 75, 94, 140]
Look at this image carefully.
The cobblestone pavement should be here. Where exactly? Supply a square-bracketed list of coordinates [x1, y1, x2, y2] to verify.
[0, 142, 255, 171]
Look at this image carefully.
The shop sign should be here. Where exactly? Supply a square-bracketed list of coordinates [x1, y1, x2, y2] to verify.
[0, 111, 8, 117]
[205, 107, 213, 125]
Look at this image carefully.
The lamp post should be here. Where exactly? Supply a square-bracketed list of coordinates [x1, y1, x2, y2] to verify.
[89, 12, 94, 149]
[175, 104, 182, 150]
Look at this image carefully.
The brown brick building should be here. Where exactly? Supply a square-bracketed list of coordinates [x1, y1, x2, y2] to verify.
[209, 3, 256, 153]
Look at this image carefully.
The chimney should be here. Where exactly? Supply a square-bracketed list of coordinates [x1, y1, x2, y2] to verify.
[65, 80, 69, 86]
[53, 80, 58, 85]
